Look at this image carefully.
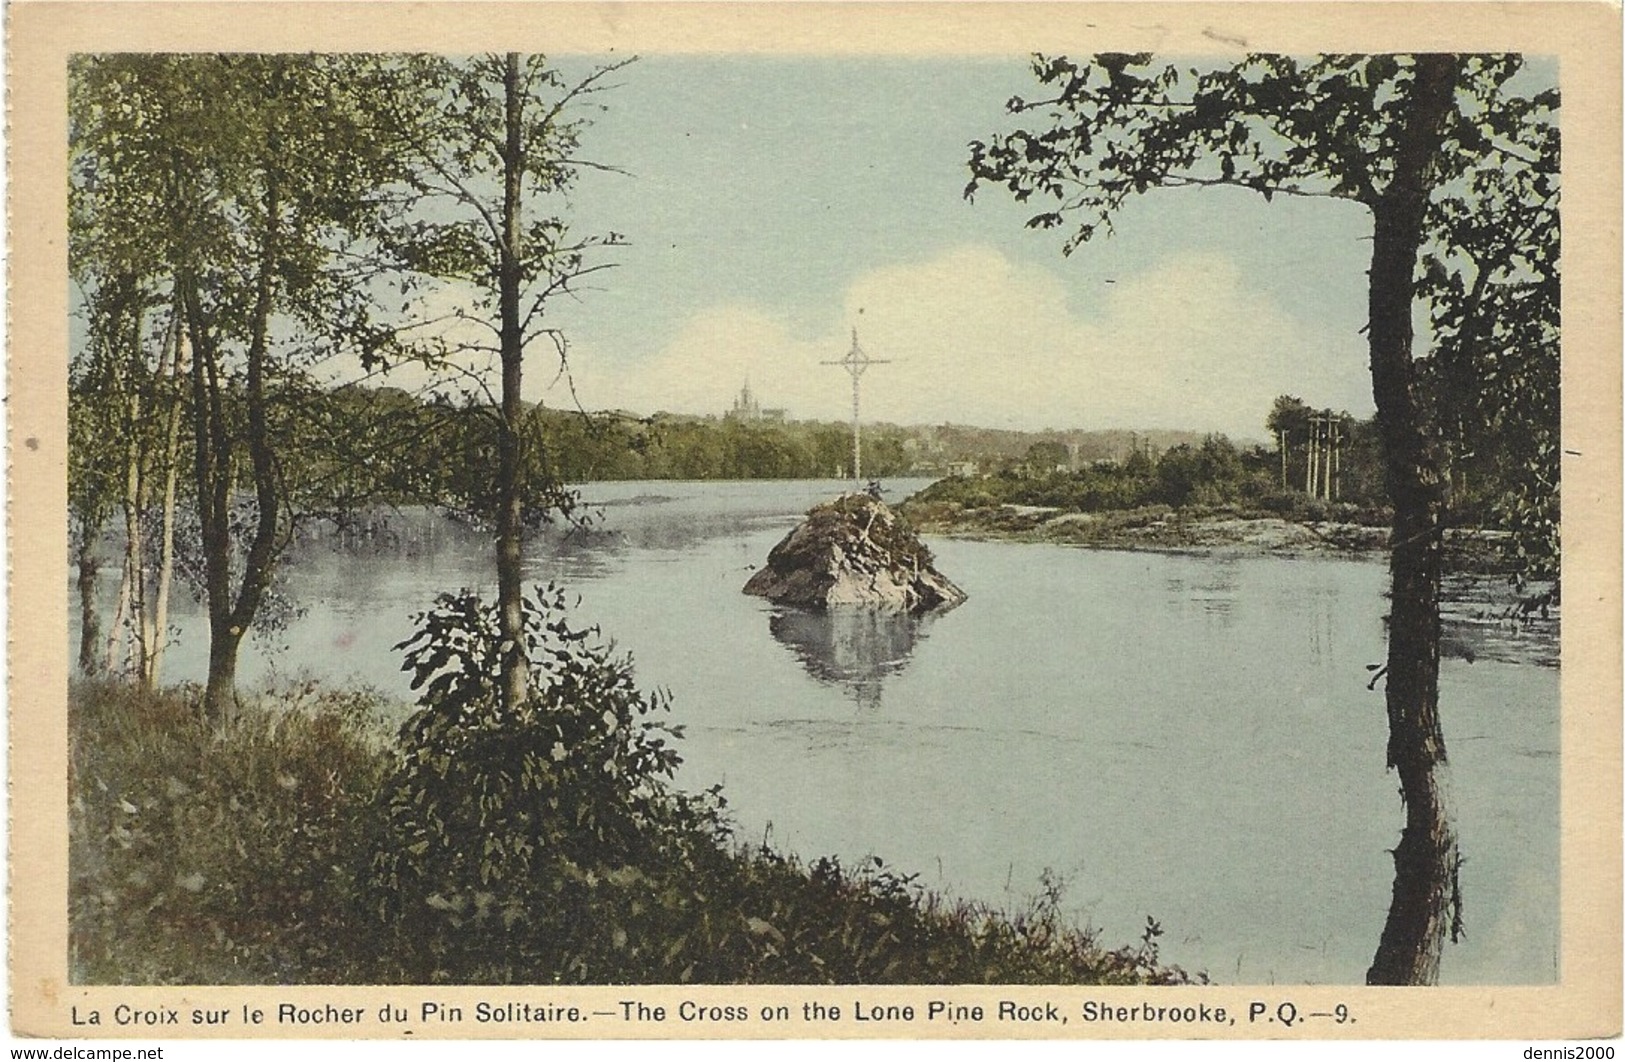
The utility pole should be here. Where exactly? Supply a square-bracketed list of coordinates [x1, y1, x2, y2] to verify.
[1330, 414, 1342, 501]
[1302, 410, 1342, 501]
[822, 327, 890, 486]
[1307, 412, 1320, 497]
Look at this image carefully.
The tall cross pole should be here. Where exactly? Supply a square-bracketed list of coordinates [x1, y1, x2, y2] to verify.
[822, 328, 890, 486]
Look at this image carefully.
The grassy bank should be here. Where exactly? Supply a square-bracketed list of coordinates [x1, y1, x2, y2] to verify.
[70, 679, 1193, 986]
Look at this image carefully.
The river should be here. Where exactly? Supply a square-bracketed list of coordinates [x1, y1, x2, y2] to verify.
[88, 478, 1560, 985]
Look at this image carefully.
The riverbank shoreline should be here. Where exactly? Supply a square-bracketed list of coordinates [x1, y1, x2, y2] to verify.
[901, 500, 1517, 570]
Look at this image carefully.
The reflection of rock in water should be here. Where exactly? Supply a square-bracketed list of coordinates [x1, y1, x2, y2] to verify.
[768, 607, 930, 709]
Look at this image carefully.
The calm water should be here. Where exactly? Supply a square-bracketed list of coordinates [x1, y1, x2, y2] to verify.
[96, 479, 1560, 985]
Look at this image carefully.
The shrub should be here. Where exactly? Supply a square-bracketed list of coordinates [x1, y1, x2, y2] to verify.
[364, 584, 726, 982]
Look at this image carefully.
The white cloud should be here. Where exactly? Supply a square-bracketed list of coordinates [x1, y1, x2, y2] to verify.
[545, 244, 1374, 438]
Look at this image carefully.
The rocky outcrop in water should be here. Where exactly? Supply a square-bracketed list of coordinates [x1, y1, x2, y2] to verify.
[743, 493, 966, 612]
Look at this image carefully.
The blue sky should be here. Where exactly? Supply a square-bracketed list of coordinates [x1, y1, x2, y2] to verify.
[399, 55, 1386, 441]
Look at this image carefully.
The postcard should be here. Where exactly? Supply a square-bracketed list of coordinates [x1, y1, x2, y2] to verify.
[10, 0, 1620, 1043]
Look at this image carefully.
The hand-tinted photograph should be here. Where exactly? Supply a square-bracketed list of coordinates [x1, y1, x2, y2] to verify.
[64, 48, 1562, 995]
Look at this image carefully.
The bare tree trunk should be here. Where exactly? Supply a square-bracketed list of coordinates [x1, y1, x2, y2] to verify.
[102, 550, 130, 674]
[183, 144, 286, 726]
[1365, 54, 1462, 987]
[116, 299, 152, 683]
[227, 169, 285, 707]
[133, 471, 157, 690]
[149, 308, 186, 686]
[115, 452, 147, 676]
[182, 271, 239, 725]
[75, 526, 102, 675]
[122, 475, 146, 680]
[129, 307, 182, 691]
[495, 51, 531, 714]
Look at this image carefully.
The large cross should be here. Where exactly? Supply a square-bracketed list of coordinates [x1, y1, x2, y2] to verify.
[821, 328, 890, 485]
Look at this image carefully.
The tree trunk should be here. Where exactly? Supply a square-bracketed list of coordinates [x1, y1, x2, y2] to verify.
[131, 305, 182, 691]
[149, 310, 187, 686]
[1365, 54, 1462, 987]
[117, 298, 152, 683]
[182, 271, 239, 726]
[102, 549, 130, 674]
[227, 163, 285, 692]
[203, 625, 242, 724]
[183, 148, 286, 726]
[75, 528, 102, 675]
[121, 421, 148, 679]
[495, 51, 530, 714]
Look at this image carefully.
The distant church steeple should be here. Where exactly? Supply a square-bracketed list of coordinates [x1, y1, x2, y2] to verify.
[725, 377, 785, 423]
[730, 378, 761, 420]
